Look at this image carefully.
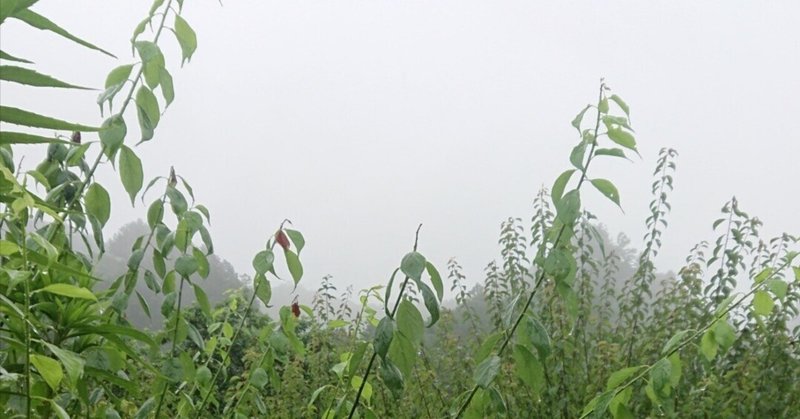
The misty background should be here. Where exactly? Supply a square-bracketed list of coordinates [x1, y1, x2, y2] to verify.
[2, 1, 798, 299]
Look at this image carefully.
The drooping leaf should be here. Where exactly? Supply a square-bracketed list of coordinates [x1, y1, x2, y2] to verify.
[474, 355, 501, 389]
[395, 299, 424, 345]
[551, 169, 576, 206]
[400, 251, 426, 280]
[285, 249, 303, 286]
[253, 273, 272, 307]
[571, 104, 592, 133]
[84, 183, 111, 226]
[513, 344, 544, 392]
[609, 94, 630, 116]
[252, 249, 275, 274]
[174, 14, 197, 65]
[119, 145, 143, 205]
[606, 126, 637, 151]
[42, 342, 85, 386]
[606, 365, 645, 390]
[590, 178, 621, 208]
[284, 229, 305, 254]
[700, 330, 717, 361]
[193, 283, 210, 317]
[374, 316, 394, 359]
[175, 254, 198, 277]
[425, 261, 444, 301]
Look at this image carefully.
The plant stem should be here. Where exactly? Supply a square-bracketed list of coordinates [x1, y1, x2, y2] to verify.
[453, 81, 606, 418]
[153, 274, 185, 418]
[347, 224, 423, 419]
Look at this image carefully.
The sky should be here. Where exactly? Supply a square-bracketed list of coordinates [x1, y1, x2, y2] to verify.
[2, 1, 799, 296]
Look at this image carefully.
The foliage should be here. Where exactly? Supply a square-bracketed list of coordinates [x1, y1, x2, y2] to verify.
[2, 4, 799, 419]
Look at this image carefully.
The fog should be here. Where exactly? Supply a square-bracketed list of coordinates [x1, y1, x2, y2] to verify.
[2, 1, 798, 293]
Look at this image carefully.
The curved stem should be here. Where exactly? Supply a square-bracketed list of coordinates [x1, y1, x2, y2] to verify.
[153, 274, 186, 418]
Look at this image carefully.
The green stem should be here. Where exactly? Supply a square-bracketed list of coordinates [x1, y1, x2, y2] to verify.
[347, 224, 423, 419]
[453, 82, 606, 418]
[153, 275, 186, 418]
[21, 227, 31, 419]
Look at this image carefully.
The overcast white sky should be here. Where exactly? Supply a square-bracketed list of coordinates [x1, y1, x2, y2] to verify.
[2, 1, 799, 295]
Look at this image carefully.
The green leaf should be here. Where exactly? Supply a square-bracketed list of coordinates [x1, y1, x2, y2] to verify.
[590, 178, 621, 208]
[0, 131, 71, 145]
[285, 229, 305, 254]
[650, 358, 671, 395]
[175, 254, 198, 277]
[766, 279, 788, 299]
[0, 65, 92, 89]
[425, 261, 444, 301]
[400, 251, 426, 280]
[133, 397, 156, 419]
[49, 399, 70, 419]
[135, 86, 160, 140]
[474, 355, 500, 389]
[174, 14, 198, 65]
[161, 292, 176, 317]
[598, 96, 609, 113]
[374, 316, 394, 359]
[285, 249, 303, 286]
[570, 140, 587, 170]
[416, 280, 440, 326]
[253, 273, 272, 307]
[252, 249, 275, 274]
[661, 330, 690, 355]
[99, 114, 127, 158]
[607, 365, 645, 390]
[13, 9, 116, 58]
[42, 342, 85, 386]
[571, 104, 591, 133]
[379, 358, 404, 396]
[160, 67, 174, 107]
[250, 367, 269, 389]
[194, 247, 209, 278]
[147, 199, 164, 228]
[166, 186, 188, 215]
[105, 64, 134, 88]
[754, 267, 773, 284]
[714, 321, 736, 351]
[0, 49, 33, 63]
[700, 330, 717, 361]
[396, 299, 424, 345]
[0, 240, 20, 255]
[551, 169, 575, 206]
[556, 189, 581, 226]
[194, 283, 210, 317]
[513, 344, 544, 392]
[753, 290, 774, 316]
[84, 183, 111, 226]
[475, 331, 503, 363]
[520, 315, 551, 360]
[119, 146, 143, 205]
[31, 354, 63, 391]
[609, 94, 630, 117]
[38, 284, 97, 301]
[594, 147, 627, 159]
[606, 126, 637, 151]
[0, 105, 99, 131]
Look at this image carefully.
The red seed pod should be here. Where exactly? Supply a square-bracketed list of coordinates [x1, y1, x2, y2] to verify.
[276, 230, 290, 251]
[291, 302, 300, 318]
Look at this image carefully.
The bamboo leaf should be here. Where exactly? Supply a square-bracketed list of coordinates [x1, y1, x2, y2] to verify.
[0, 106, 99, 131]
[13, 9, 116, 57]
[0, 65, 93, 89]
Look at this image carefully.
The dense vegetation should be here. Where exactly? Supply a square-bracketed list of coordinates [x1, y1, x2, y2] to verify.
[1, 2, 798, 418]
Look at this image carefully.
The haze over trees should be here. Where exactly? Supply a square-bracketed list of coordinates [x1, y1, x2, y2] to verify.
[1, 2, 798, 419]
